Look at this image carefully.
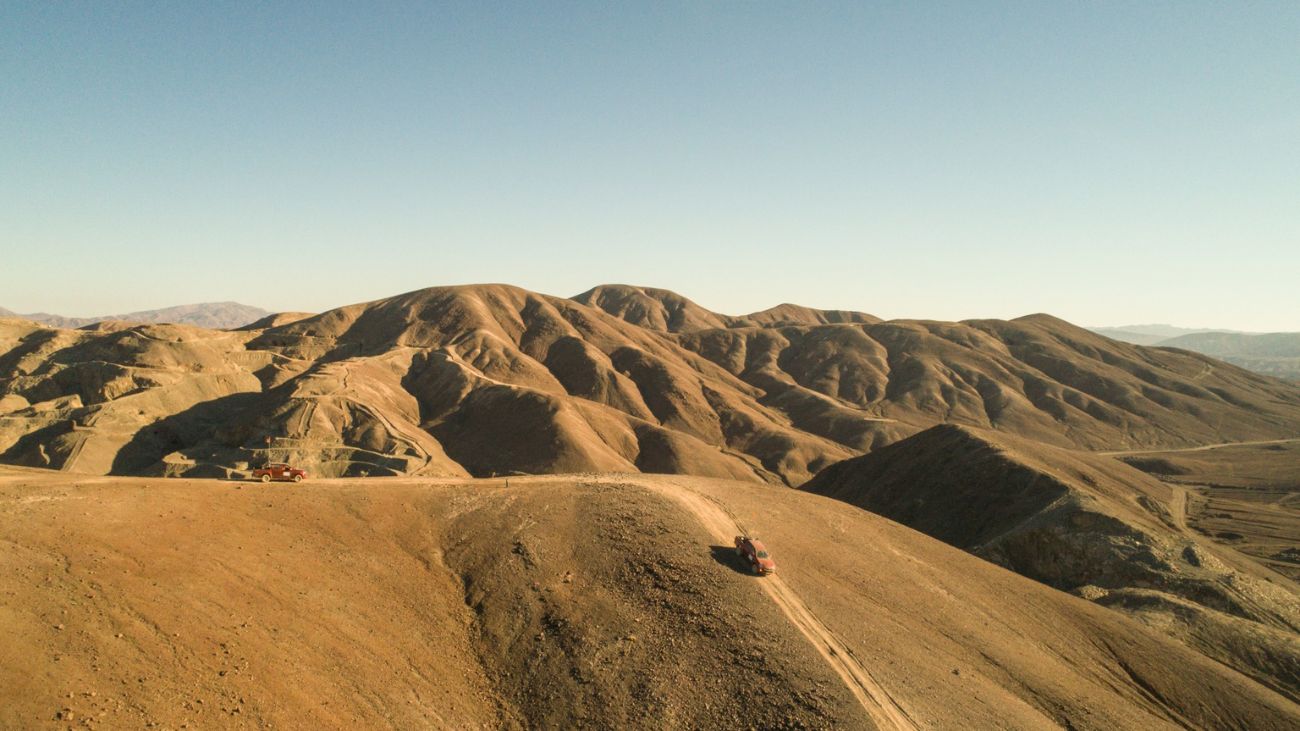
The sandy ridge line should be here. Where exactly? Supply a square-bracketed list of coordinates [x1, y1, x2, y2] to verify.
[640, 478, 919, 731]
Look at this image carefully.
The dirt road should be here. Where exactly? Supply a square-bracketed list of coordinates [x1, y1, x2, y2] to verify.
[1170, 485, 1189, 533]
[1098, 438, 1300, 457]
[642, 478, 919, 731]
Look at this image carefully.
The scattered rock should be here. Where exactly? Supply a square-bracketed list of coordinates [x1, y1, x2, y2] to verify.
[1074, 585, 1109, 601]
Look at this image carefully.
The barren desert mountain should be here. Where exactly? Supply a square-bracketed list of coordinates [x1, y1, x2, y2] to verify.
[4, 467, 1298, 729]
[4, 284, 1300, 728]
[596, 294, 1300, 451]
[572, 284, 881, 331]
[0, 302, 271, 330]
[1091, 326, 1300, 381]
[1159, 332, 1300, 382]
[0, 286, 852, 484]
[1091, 324, 1235, 344]
[234, 311, 315, 331]
[571, 284, 739, 333]
[803, 424, 1300, 699]
[1159, 331, 1300, 357]
[741, 302, 881, 327]
[3, 284, 1300, 485]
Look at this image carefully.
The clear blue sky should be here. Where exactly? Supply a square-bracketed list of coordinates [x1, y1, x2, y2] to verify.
[3, 2, 1298, 329]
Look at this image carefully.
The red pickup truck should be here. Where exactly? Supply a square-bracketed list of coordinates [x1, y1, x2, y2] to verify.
[734, 535, 776, 575]
[252, 463, 307, 483]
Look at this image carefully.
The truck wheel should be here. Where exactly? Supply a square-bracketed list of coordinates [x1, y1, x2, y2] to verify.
[293, 474, 302, 483]
[735, 546, 743, 556]
[752, 563, 762, 575]
[261, 474, 271, 483]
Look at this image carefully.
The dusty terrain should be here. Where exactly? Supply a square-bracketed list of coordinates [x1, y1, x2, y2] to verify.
[5, 283, 1298, 728]
[4, 283, 1300, 484]
[1115, 440, 1300, 581]
[1115, 439, 1300, 490]
[803, 425, 1300, 700]
[4, 467, 1298, 730]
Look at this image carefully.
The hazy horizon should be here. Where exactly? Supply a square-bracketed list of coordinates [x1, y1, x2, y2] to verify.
[2, 282, 1294, 334]
[4, 3, 1298, 329]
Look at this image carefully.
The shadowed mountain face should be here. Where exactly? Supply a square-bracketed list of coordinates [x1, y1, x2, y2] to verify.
[584, 286, 1300, 451]
[803, 424, 1300, 700]
[0, 287, 850, 484]
[2, 283, 1300, 483]
[571, 284, 880, 332]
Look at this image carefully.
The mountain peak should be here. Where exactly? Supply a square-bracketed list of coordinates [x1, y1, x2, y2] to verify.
[571, 284, 733, 333]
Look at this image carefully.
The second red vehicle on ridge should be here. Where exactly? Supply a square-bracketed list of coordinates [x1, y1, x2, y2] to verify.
[252, 463, 307, 483]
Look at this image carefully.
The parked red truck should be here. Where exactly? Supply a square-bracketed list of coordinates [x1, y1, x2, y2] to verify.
[252, 463, 307, 483]
[734, 535, 776, 575]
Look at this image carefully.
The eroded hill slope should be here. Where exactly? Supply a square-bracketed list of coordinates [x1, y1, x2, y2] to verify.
[803, 424, 1300, 699]
[2, 469, 1297, 729]
[3, 283, 1300, 482]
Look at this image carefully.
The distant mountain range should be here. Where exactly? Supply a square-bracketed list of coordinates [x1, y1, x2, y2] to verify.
[1089, 324, 1240, 345]
[0, 302, 271, 330]
[1091, 325, 1300, 381]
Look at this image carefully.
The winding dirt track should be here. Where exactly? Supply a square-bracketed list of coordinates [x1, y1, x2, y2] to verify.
[643, 478, 919, 731]
[1098, 437, 1300, 457]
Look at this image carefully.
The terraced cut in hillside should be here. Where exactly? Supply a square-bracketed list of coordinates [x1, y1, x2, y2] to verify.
[3, 468, 1298, 730]
[3, 283, 1300, 483]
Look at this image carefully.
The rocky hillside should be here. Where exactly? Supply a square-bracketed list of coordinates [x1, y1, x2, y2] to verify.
[803, 424, 1300, 700]
[3, 468, 1297, 729]
[571, 285, 880, 332]
[2, 284, 1300, 482]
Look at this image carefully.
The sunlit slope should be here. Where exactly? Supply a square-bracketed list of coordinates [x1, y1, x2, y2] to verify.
[804, 424, 1300, 699]
[4, 284, 1300, 481]
[1, 470, 1296, 729]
